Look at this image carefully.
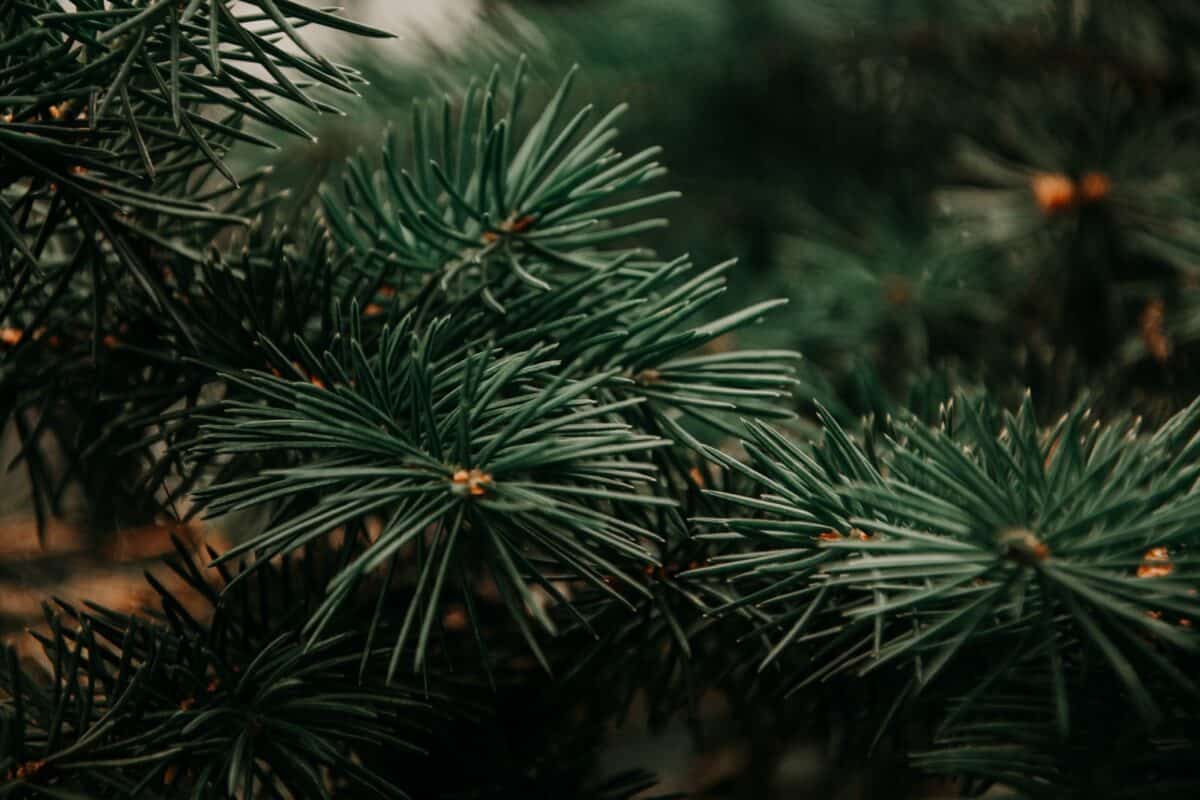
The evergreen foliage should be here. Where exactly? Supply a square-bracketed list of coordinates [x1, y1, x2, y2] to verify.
[698, 396, 1200, 793]
[4, 1, 1200, 798]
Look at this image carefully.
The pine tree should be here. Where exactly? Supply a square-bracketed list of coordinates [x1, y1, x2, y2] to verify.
[5, 2, 1200, 799]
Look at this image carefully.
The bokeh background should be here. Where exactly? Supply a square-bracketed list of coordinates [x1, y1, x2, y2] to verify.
[251, 0, 1200, 429]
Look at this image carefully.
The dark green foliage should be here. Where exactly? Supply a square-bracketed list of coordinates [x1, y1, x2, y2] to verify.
[9, 2, 1200, 798]
[0, 539, 438, 798]
[0, 1, 388, 533]
[395, 0, 1200, 424]
[778, 214, 1004, 391]
[316, 66, 799, 441]
[192, 317, 673, 674]
[320, 61, 677, 304]
[0, 0, 389, 286]
[696, 394, 1200, 793]
[175, 66, 799, 688]
[4, 28, 794, 793]
[912, 670, 1200, 798]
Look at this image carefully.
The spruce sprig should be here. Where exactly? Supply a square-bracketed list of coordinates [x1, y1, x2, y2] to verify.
[190, 314, 676, 676]
[320, 62, 676, 312]
[697, 393, 1200, 729]
[0, 540, 438, 799]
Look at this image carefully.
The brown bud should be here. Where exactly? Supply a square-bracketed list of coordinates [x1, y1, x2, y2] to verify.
[999, 527, 1049, 565]
[1140, 298, 1171, 363]
[451, 468, 493, 497]
[882, 275, 912, 307]
[1031, 172, 1076, 215]
[510, 214, 536, 233]
[1138, 546, 1172, 579]
[1078, 171, 1112, 203]
[634, 368, 661, 386]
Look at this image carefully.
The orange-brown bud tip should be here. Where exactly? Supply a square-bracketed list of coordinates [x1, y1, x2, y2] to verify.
[1079, 171, 1112, 203]
[1031, 172, 1076, 215]
[1138, 546, 1173, 579]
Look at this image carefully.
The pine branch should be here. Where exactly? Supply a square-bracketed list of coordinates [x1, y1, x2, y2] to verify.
[188, 315, 675, 676]
[319, 62, 676, 301]
[697, 393, 1200, 731]
[0, 538, 440, 799]
[0, 2, 391, 537]
[0, 0, 390, 268]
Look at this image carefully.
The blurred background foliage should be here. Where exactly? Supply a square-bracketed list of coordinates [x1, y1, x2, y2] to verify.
[250, 0, 1200, 434]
